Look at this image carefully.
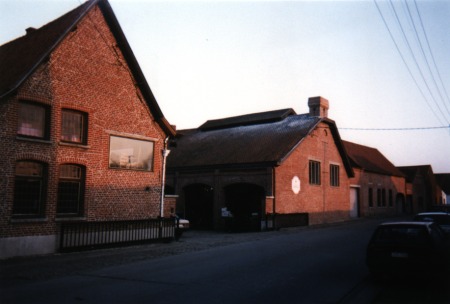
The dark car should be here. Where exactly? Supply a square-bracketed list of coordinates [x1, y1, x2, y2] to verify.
[413, 212, 450, 235]
[366, 221, 450, 279]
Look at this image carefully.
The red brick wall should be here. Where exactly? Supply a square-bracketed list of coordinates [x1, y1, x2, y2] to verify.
[274, 122, 351, 225]
[0, 7, 167, 239]
[349, 169, 406, 217]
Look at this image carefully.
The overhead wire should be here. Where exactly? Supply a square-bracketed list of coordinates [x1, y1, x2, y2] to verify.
[340, 126, 449, 131]
[373, 0, 449, 126]
[412, 0, 450, 115]
[387, 0, 449, 124]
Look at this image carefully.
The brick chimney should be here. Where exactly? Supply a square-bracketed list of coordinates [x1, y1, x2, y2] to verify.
[308, 96, 329, 118]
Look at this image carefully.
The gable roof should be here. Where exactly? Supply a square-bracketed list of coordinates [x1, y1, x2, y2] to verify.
[199, 108, 296, 131]
[0, 0, 175, 137]
[342, 140, 404, 177]
[435, 174, 450, 193]
[168, 108, 353, 177]
[397, 165, 434, 183]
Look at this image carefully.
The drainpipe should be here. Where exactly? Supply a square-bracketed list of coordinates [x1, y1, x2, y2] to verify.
[160, 137, 170, 218]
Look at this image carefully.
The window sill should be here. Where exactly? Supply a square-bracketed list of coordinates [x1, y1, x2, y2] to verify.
[59, 141, 91, 149]
[10, 217, 48, 223]
[16, 136, 51, 144]
[55, 217, 86, 222]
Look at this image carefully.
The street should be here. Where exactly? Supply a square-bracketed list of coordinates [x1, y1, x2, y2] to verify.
[1, 217, 448, 303]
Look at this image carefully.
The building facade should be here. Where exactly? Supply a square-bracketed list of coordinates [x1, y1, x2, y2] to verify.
[167, 97, 354, 231]
[343, 141, 407, 217]
[398, 165, 441, 213]
[0, 0, 175, 258]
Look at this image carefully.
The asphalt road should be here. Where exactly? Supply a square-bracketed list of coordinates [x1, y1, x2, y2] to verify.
[1, 217, 448, 304]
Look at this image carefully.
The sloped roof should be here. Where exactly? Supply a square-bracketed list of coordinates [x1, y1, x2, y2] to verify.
[0, 0, 175, 136]
[435, 174, 450, 193]
[343, 140, 404, 177]
[398, 165, 433, 183]
[200, 108, 296, 131]
[168, 109, 353, 177]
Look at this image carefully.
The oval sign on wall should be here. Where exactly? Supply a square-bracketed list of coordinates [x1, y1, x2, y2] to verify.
[292, 176, 301, 194]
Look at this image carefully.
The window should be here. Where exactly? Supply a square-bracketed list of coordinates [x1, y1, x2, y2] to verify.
[377, 189, 382, 207]
[57, 165, 85, 215]
[13, 161, 47, 216]
[109, 136, 154, 171]
[382, 189, 386, 207]
[368, 188, 373, 207]
[330, 164, 340, 187]
[17, 101, 50, 139]
[309, 160, 321, 185]
[388, 189, 393, 207]
[61, 109, 88, 144]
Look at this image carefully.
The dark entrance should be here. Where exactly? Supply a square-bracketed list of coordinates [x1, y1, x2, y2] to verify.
[224, 183, 265, 232]
[183, 184, 214, 230]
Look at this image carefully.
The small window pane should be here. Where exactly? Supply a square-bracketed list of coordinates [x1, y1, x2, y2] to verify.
[60, 164, 82, 179]
[309, 160, 321, 185]
[13, 161, 45, 215]
[17, 102, 47, 138]
[61, 110, 87, 144]
[57, 165, 84, 215]
[330, 164, 340, 187]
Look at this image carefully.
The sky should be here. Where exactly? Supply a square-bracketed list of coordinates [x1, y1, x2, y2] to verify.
[1, 0, 449, 173]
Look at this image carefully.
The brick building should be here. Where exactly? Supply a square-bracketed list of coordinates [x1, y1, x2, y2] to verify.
[0, 0, 175, 258]
[166, 97, 354, 231]
[435, 173, 450, 206]
[398, 165, 441, 213]
[343, 141, 407, 217]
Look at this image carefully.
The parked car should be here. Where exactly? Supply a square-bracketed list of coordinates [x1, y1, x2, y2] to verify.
[174, 215, 190, 240]
[366, 221, 450, 279]
[413, 212, 450, 235]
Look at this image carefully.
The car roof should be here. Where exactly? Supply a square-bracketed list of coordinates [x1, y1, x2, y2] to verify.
[379, 221, 433, 227]
[416, 212, 449, 216]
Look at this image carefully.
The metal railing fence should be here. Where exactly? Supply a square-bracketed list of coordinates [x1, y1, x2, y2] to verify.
[59, 218, 175, 252]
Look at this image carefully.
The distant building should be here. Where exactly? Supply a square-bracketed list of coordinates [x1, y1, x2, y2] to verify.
[397, 165, 440, 213]
[435, 173, 450, 206]
[167, 97, 354, 231]
[343, 141, 407, 216]
[0, 0, 175, 258]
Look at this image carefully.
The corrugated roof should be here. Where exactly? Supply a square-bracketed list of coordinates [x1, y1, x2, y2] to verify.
[199, 108, 296, 131]
[169, 113, 320, 168]
[168, 109, 354, 180]
[0, 0, 175, 136]
[343, 140, 404, 177]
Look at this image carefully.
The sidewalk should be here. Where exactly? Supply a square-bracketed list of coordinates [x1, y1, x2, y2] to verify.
[0, 229, 281, 284]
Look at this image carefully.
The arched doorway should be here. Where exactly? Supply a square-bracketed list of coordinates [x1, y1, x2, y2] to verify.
[224, 183, 265, 232]
[183, 184, 214, 230]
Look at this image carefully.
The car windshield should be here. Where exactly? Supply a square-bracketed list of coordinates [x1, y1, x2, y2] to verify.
[373, 226, 429, 246]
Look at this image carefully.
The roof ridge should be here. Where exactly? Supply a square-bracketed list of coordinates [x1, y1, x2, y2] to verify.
[199, 108, 297, 131]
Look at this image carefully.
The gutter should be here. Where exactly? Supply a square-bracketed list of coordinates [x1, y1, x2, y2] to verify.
[160, 136, 170, 217]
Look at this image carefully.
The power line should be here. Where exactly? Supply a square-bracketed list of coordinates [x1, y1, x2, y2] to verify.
[412, 0, 450, 115]
[387, 0, 449, 124]
[340, 126, 449, 131]
[404, 1, 450, 117]
[373, 0, 449, 126]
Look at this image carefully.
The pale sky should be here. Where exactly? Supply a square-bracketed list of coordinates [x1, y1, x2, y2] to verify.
[1, 0, 449, 173]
